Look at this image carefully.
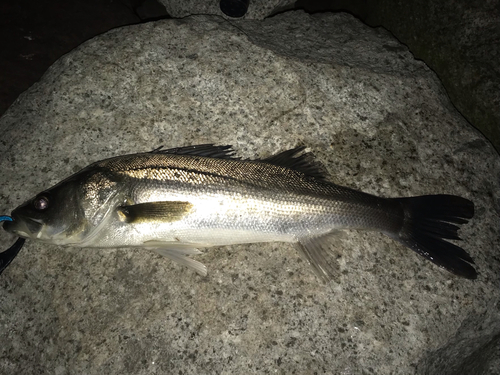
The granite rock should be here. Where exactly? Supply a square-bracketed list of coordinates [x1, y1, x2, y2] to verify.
[0, 11, 499, 375]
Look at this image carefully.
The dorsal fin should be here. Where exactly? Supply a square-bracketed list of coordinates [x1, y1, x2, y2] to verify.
[151, 144, 237, 159]
[151, 144, 328, 179]
[263, 146, 328, 180]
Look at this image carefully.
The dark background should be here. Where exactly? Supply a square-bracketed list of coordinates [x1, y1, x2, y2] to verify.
[0, 0, 169, 116]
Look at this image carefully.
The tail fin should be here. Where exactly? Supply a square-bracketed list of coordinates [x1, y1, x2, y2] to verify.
[388, 195, 476, 279]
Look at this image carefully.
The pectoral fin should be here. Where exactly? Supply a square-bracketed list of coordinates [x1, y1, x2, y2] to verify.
[117, 201, 193, 223]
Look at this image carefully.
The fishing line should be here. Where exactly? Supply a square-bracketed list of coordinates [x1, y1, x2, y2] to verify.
[0, 215, 25, 275]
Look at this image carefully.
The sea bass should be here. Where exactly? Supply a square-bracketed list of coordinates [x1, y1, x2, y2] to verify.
[3, 145, 476, 280]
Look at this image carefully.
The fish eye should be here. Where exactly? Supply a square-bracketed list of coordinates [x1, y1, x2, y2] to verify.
[33, 195, 50, 211]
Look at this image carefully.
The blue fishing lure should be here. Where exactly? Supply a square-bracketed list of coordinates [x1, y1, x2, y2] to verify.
[0, 215, 25, 275]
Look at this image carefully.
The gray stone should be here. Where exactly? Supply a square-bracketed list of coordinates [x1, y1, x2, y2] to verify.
[296, 0, 500, 155]
[159, 0, 295, 19]
[0, 11, 499, 375]
[360, 0, 500, 156]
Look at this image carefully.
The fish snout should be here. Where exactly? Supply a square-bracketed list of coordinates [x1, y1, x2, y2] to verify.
[2, 216, 40, 239]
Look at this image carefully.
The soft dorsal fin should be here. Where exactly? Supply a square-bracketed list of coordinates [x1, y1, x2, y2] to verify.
[263, 146, 328, 180]
[151, 144, 237, 159]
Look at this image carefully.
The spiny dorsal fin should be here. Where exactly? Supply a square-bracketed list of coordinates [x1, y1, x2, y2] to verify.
[263, 146, 328, 180]
[151, 144, 237, 159]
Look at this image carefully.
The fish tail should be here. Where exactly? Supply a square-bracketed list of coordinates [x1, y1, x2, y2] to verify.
[388, 195, 477, 279]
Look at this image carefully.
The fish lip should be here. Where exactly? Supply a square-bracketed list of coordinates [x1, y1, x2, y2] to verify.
[3, 219, 30, 238]
[3, 215, 42, 237]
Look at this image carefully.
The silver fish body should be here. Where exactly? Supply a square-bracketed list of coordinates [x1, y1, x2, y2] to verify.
[4, 145, 476, 280]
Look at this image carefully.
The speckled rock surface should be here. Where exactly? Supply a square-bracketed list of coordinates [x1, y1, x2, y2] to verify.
[158, 0, 295, 19]
[0, 11, 499, 375]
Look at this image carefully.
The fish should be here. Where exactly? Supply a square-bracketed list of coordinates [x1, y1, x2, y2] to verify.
[3, 144, 477, 280]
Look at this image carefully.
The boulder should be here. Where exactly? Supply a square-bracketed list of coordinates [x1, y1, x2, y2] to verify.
[0, 11, 498, 375]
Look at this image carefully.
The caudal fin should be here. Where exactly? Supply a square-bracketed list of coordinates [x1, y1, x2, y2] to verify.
[389, 195, 476, 279]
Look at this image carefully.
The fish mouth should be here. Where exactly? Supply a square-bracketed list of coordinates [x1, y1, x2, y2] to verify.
[3, 216, 43, 238]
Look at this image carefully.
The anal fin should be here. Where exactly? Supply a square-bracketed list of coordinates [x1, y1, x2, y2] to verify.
[297, 233, 340, 283]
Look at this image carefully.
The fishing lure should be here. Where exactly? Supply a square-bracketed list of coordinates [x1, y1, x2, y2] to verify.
[0, 216, 25, 275]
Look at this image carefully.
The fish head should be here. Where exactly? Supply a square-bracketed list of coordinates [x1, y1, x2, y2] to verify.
[3, 177, 89, 245]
